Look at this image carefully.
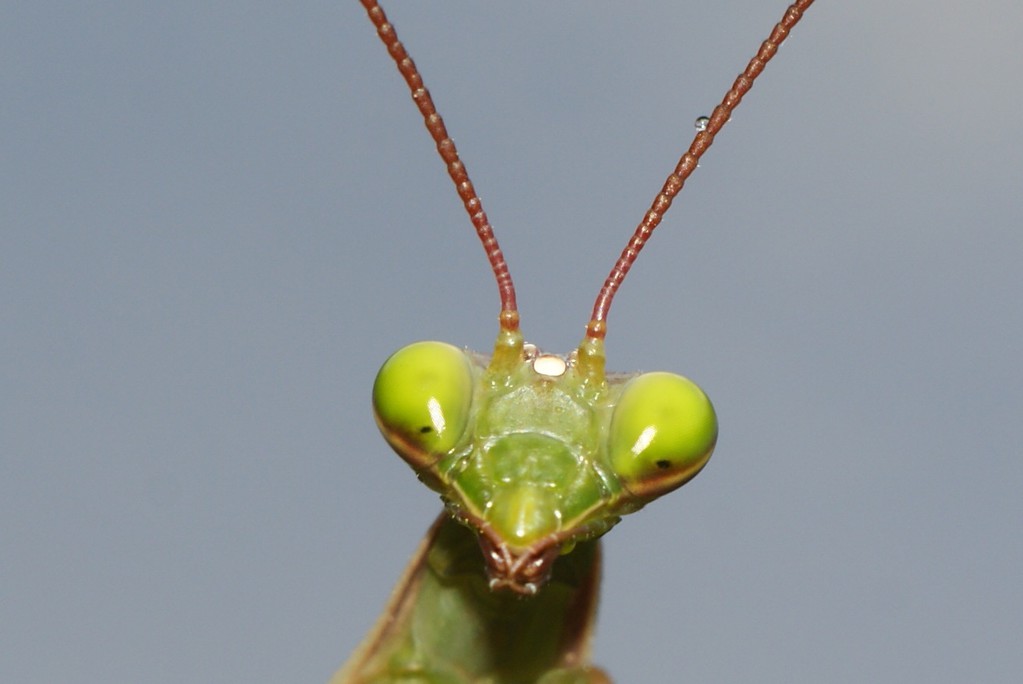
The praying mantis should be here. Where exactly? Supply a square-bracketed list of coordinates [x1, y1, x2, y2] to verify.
[335, 1, 815, 682]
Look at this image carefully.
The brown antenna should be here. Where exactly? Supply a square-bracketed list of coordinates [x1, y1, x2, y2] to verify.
[586, 0, 816, 341]
[359, 0, 519, 332]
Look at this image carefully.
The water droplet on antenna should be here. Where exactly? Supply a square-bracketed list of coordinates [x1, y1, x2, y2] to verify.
[694, 116, 710, 132]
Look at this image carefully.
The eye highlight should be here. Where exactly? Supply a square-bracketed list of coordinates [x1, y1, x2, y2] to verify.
[372, 341, 473, 470]
[608, 372, 717, 502]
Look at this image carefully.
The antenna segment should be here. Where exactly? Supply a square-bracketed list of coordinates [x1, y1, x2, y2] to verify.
[586, 0, 816, 340]
[360, 1, 519, 330]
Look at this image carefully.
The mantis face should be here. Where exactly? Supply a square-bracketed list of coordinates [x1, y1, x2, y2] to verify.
[373, 332, 717, 595]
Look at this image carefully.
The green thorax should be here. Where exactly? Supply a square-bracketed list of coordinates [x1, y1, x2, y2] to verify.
[332, 514, 608, 684]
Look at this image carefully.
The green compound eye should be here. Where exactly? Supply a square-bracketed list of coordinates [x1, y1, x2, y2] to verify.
[608, 372, 718, 502]
[373, 341, 474, 471]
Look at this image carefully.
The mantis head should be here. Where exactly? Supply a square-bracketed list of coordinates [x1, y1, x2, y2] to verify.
[373, 328, 716, 595]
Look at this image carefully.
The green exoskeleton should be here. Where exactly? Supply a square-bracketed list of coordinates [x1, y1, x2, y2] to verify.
[336, 2, 815, 682]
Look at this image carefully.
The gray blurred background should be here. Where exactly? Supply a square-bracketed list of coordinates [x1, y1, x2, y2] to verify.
[4, 1, 1021, 681]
